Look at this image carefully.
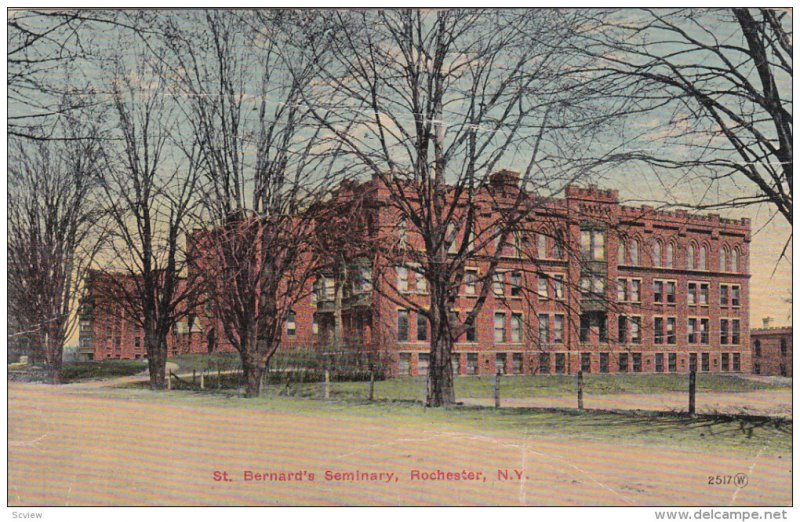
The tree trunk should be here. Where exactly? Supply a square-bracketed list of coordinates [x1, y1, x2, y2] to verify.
[426, 314, 455, 407]
[240, 342, 264, 398]
[147, 337, 167, 390]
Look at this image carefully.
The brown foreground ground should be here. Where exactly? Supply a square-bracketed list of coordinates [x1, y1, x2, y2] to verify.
[8, 381, 791, 506]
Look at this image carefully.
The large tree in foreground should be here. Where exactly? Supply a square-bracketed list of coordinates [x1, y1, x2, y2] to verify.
[8, 116, 104, 380]
[160, 11, 343, 397]
[312, 9, 622, 406]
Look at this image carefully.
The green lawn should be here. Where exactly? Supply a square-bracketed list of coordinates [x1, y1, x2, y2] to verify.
[106, 384, 792, 456]
[60, 360, 148, 382]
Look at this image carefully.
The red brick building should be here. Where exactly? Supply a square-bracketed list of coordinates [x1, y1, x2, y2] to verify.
[80, 172, 752, 377]
[751, 319, 791, 377]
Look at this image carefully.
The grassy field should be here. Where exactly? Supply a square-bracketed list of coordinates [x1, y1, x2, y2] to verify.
[8, 381, 792, 505]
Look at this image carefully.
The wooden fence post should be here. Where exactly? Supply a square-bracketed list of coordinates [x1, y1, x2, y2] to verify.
[577, 370, 584, 411]
[369, 370, 375, 401]
[324, 369, 330, 400]
[167, 371, 172, 391]
[494, 370, 501, 408]
[688, 370, 696, 415]
[200, 371, 205, 390]
[217, 368, 222, 390]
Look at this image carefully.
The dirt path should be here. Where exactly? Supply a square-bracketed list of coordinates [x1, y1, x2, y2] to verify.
[8, 382, 791, 506]
[462, 389, 792, 418]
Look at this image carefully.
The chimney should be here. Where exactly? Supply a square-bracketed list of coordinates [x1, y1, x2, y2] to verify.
[762, 317, 772, 328]
[489, 169, 520, 189]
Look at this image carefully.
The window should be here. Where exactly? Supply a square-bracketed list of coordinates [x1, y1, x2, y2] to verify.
[668, 353, 677, 373]
[653, 280, 663, 303]
[465, 317, 477, 342]
[688, 283, 697, 305]
[134, 337, 141, 348]
[537, 233, 547, 258]
[702, 353, 710, 372]
[630, 240, 639, 265]
[619, 353, 629, 372]
[555, 353, 566, 374]
[467, 353, 478, 375]
[397, 266, 408, 292]
[447, 223, 458, 254]
[687, 244, 695, 269]
[493, 272, 505, 296]
[537, 314, 549, 344]
[413, 267, 426, 293]
[689, 353, 697, 372]
[731, 249, 739, 272]
[617, 279, 628, 302]
[655, 353, 665, 373]
[618, 316, 628, 344]
[496, 353, 507, 375]
[510, 272, 522, 297]
[599, 353, 609, 373]
[399, 353, 411, 375]
[554, 315, 564, 343]
[397, 219, 407, 248]
[754, 362, 761, 375]
[325, 277, 335, 300]
[754, 340, 761, 357]
[781, 339, 787, 357]
[700, 319, 709, 344]
[732, 353, 741, 372]
[720, 285, 729, 306]
[699, 246, 707, 270]
[508, 353, 521, 374]
[630, 317, 641, 343]
[553, 231, 564, 259]
[688, 318, 698, 344]
[631, 280, 641, 302]
[721, 353, 729, 372]
[355, 267, 373, 294]
[537, 277, 548, 299]
[418, 353, 429, 376]
[416, 314, 428, 342]
[618, 240, 626, 264]
[581, 229, 606, 261]
[666, 317, 676, 345]
[465, 270, 477, 296]
[397, 310, 409, 342]
[720, 319, 729, 345]
[632, 353, 642, 373]
[731, 286, 740, 307]
[538, 353, 550, 374]
[312, 314, 319, 335]
[720, 247, 728, 271]
[653, 241, 662, 267]
[700, 283, 709, 306]
[451, 353, 460, 376]
[666, 281, 676, 303]
[286, 311, 297, 337]
[731, 320, 740, 345]
[581, 353, 591, 373]
[654, 317, 664, 344]
[494, 313, 506, 343]
[553, 275, 565, 300]
[666, 243, 674, 268]
[511, 314, 523, 343]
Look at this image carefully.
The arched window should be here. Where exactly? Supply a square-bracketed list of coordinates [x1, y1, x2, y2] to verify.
[720, 246, 728, 272]
[665, 242, 674, 268]
[553, 230, 564, 259]
[699, 246, 707, 270]
[731, 248, 739, 272]
[617, 239, 626, 265]
[687, 244, 695, 270]
[652, 240, 662, 267]
[397, 219, 407, 248]
[537, 233, 547, 259]
[630, 239, 639, 265]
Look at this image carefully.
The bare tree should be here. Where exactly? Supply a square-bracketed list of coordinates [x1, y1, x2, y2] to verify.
[160, 11, 343, 397]
[95, 44, 202, 389]
[311, 9, 619, 406]
[8, 114, 105, 381]
[575, 8, 791, 229]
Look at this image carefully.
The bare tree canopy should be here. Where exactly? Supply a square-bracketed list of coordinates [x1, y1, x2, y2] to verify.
[576, 8, 792, 226]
